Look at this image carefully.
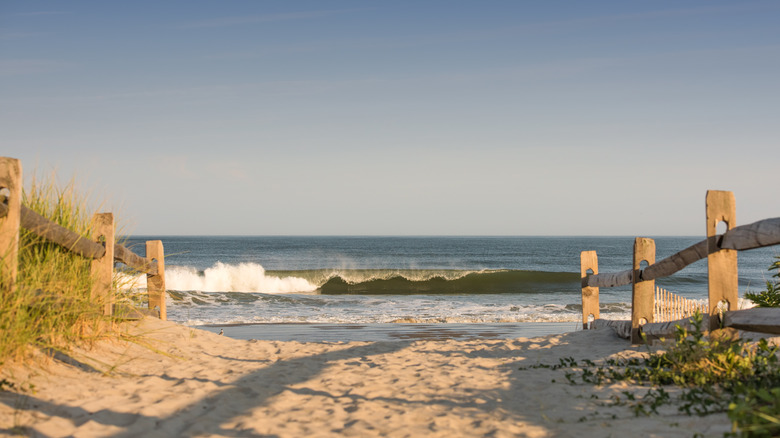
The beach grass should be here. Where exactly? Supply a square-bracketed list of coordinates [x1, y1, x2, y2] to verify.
[0, 174, 115, 367]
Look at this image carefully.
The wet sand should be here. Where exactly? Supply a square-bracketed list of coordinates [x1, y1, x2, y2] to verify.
[199, 321, 579, 342]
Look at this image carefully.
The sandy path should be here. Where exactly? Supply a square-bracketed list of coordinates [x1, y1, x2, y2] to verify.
[1, 318, 732, 437]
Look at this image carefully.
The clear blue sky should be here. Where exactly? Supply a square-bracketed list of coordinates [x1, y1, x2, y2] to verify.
[2, 1, 778, 235]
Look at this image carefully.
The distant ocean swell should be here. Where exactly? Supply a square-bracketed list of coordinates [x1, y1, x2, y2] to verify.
[139, 262, 581, 295]
[316, 270, 580, 295]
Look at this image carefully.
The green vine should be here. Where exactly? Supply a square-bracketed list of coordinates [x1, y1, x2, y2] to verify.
[523, 312, 780, 436]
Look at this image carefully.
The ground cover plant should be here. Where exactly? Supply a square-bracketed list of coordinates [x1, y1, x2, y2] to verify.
[522, 312, 780, 437]
[0, 175, 115, 367]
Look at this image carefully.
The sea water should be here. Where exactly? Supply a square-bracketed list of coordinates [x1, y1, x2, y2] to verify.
[122, 236, 779, 341]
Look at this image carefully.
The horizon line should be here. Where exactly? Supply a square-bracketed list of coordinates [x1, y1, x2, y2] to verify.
[123, 234, 705, 238]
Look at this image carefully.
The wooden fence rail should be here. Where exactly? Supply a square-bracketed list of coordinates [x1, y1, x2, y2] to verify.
[582, 190, 780, 343]
[0, 157, 166, 319]
[583, 218, 780, 289]
[0, 200, 158, 275]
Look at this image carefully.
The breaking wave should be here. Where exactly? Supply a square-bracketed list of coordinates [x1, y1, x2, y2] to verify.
[166, 262, 318, 293]
[314, 269, 579, 295]
[143, 263, 580, 295]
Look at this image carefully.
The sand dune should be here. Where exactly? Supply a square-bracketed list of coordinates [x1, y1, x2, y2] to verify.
[1, 318, 733, 437]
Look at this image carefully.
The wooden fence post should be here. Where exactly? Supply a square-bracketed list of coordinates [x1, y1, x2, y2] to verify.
[707, 190, 737, 331]
[90, 213, 115, 315]
[0, 158, 21, 292]
[146, 240, 166, 320]
[631, 237, 655, 344]
[581, 251, 599, 329]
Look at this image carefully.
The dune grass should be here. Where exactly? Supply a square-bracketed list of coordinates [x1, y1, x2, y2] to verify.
[0, 175, 116, 367]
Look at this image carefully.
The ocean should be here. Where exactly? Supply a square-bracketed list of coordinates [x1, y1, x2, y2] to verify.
[122, 236, 778, 341]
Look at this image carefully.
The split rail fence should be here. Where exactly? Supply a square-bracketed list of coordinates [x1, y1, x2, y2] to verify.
[0, 157, 167, 320]
[581, 190, 780, 343]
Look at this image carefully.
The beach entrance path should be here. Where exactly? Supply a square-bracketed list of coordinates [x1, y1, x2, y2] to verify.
[1, 318, 733, 437]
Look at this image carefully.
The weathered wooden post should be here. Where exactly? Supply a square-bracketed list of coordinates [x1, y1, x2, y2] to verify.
[706, 190, 737, 331]
[581, 250, 599, 329]
[146, 240, 166, 320]
[0, 157, 21, 292]
[631, 237, 655, 344]
[90, 213, 115, 315]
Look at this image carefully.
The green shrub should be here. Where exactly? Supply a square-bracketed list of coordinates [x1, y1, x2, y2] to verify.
[745, 257, 780, 308]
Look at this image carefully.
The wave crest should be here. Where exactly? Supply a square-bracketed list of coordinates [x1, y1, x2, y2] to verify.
[127, 263, 580, 295]
[315, 269, 579, 294]
[167, 262, 317, 294]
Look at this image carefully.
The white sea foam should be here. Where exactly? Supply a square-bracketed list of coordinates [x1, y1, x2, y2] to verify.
[115, 271, 146, 290]
[165, 262, 317, 293]
[160, 289, 633, 325]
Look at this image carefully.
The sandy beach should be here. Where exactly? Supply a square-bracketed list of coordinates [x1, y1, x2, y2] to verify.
[1, 318, 735, 437]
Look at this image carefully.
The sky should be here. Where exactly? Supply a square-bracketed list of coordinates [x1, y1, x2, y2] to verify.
[1, 1, 779, 236]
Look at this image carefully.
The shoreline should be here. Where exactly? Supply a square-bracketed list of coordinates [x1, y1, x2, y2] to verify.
[1, 317, 736, 437]
[197, 321, 581, 342]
